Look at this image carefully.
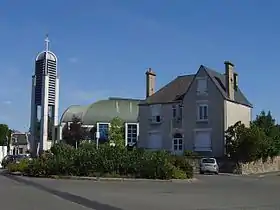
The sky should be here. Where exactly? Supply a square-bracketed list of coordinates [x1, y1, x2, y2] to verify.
[0, 0, 280, 131]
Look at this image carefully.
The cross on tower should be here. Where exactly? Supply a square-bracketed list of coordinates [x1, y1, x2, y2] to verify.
[45, 34, 50, 51]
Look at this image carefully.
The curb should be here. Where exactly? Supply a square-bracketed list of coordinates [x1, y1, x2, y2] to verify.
[7, 172, 197, 183]
[218, 173, 243, 177]
[49, 175, 198, 183]
[194, 172, 242, 176]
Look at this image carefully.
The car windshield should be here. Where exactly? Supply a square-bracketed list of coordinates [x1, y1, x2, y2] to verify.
[15, 155, 26, 160]
[202, 158, 215, 164]
[3, 155, 11, 161]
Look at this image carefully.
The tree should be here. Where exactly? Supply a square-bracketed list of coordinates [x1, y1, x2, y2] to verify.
[252, 110, 280, 158]
[7, 129, 13, 153]
[225, 121, 266, 163]
[62, 116, 85, 148]
[108, 117, 125, 148]
[225, 111, 280, 163]
[0, 124, 9, 146]
[62, 122, 70, 142]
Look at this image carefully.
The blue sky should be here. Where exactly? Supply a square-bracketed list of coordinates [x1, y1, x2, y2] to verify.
[0, 0, 279, 131]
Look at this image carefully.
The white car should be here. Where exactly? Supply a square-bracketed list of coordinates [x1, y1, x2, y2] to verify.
[199, 157, 219, 174]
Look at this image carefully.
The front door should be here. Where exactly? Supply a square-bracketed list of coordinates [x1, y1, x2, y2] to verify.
[173, 133, 183, 155]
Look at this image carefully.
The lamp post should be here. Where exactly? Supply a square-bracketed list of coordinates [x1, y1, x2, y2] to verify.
[95, 131, 100, 149]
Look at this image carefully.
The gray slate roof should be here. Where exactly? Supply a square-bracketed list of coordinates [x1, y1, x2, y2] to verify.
[141, 75, 195, 104]
[12, 133, 28, 145]
[140, 65, 252, 107]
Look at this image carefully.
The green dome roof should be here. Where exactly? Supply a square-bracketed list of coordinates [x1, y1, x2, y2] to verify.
[60, 98, 141, 125]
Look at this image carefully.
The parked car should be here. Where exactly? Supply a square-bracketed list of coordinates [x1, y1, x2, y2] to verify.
[199, 157, 219, 174]
[1, 154, 30, 168]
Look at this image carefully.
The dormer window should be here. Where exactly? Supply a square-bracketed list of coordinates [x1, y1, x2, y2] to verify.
[197, 77, 207, 95]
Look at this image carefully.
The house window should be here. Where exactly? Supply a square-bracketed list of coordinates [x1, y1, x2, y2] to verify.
[97, 123, 109, 142]
[179, 104, 183, 118]
[150, 104, 162, 123]
[173, 133, 183, 154]
[194, 130, 211, 151]
[126, 123, 138, 146]
[172, 105, 177, 118]
[19, 148, 23, 154]
[197, 104, 208, 121]
[197, 78, 207, 95]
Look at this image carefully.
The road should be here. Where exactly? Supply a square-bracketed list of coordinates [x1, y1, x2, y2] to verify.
[1, 172, 280, 210]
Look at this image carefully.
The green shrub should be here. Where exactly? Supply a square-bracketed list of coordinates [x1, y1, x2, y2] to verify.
[170, 155, 193, 178]
[7, 158, 30, 173]
[171, 166, 188, 179]
[184, 150, 199, 158]
[23, 143, 193, 180]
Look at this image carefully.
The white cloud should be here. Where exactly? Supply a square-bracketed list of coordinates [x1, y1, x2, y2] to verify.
[2, 100, 12, 105]
[68, 57, 78, 63]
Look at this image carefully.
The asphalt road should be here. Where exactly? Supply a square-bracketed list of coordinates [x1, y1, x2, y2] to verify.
[1, 172, 280, 210]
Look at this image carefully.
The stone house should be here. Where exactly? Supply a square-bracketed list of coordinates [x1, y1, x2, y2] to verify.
[138, 61, 252, 157]
[10, 132, 30, 155]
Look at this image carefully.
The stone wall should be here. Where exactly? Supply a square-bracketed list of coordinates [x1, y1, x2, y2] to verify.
[185, 156, 280, 174]
[240, 156, 280, 174]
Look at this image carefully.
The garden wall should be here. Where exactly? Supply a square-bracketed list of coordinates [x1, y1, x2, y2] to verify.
[179, 156, 280, 175]
[240, 156, 280, 174]
[0, 146, 7, 167]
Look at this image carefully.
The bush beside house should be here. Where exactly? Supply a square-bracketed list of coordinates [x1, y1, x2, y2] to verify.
[6, 116, 192, 180]
[7, 143, 193, 179]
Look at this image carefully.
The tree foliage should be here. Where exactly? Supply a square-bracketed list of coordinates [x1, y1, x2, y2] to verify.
[0, 124, 9, 146]
[225, 111, 280, 163]
[62, 116, 85, 148]
[108, 117, 125, 148]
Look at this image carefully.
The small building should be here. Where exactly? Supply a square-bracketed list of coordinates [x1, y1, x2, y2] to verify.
[60, 97, 142, 146]
[138, 61, 253, 157]
[10, 132, 30, 155]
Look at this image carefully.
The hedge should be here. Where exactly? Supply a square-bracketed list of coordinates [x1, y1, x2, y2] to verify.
[8, 143, 193, 180]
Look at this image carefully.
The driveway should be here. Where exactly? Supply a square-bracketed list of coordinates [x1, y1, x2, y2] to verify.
[1, 172, 280, 210]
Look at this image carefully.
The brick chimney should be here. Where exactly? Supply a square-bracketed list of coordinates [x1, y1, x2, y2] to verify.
[224, 61, 235, 100]
[145, 68, 156, 98]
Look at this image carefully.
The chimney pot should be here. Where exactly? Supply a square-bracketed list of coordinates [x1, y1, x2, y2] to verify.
[145, 68, 156, 98]
[146, 68, 156, 76]
[224, 61, 235, 67]
[224, 60, 235, 100]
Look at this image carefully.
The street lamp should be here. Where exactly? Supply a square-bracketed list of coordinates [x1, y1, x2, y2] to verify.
[95, 131, 100, 149]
